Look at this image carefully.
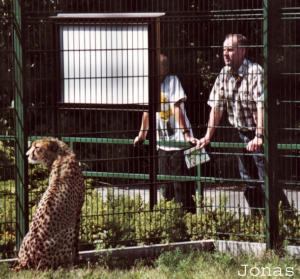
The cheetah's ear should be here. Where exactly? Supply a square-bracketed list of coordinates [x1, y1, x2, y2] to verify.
[48, 140, 59, 153]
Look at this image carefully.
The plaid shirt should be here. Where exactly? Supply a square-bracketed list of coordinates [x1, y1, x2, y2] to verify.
[208, 59, 264, 131]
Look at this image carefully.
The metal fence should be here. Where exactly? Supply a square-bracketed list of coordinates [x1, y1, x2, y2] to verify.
[0, 0, 299, 259]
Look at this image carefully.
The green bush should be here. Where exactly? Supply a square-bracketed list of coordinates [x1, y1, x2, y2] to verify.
[81, 187, 143, 249]
[185, 208, 266, 243]
[0, 180, 16, 259]
[279, 202, 300, 245]
[1, 166, 300, 259]
[0, 141, 14, 180]
[135, 200, 188, 245]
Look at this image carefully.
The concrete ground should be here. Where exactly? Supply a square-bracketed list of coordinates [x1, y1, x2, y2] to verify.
[96, 186, 300, 214]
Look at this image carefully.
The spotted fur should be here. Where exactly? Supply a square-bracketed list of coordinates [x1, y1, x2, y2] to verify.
[15, 138, 85, 270]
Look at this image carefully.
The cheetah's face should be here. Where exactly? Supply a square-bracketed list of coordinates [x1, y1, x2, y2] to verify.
[26, 138, 59, 166]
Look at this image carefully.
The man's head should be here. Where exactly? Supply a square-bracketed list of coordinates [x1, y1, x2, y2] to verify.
[160, 53, 169, 79]
[223, 34, 247, 70]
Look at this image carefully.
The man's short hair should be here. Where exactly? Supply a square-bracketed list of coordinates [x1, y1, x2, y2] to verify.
[160, 53, 168, 64]
[225, 34, 248, 47]
[160, 53, 169, 70]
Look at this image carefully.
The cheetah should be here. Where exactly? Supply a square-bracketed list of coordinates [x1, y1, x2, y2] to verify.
[15, 138, 85, 270]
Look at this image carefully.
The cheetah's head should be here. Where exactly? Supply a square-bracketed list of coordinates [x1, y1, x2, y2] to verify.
[26, 138, 70, 167]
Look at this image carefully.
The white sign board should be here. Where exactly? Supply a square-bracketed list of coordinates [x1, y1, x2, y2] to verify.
[60, 24, 149, 104]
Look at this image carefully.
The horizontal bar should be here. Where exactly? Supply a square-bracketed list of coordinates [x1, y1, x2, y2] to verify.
[57, 137, 300, 150]
[157, 174, 215, 183]
[62, 136, 134, 145]
[210, 142, 246, 148]
[24, 44, 263, 53]
[282, 17, 300, 20]
[281, 7, 300, 11]
[282, 12, 300, 16]
[50, 13, 165, 19]
[211, 8, 262, 13]
[279, 180, 300, 187]
[281, 46, 300, 48]
[84, 171, 148, 180]
[62, 137, 243, 149]
[281, 154, 300, 159]
[278, 144, 300, 150]
[280, 100, 300, 104]
[0, 135, 15, 141]
[84, 171, 262, 184]
[2, 136, 300, 151]
[28, 15, 263, 24]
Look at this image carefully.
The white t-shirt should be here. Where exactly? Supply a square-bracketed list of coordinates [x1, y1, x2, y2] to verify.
[156, 75, 193, 151]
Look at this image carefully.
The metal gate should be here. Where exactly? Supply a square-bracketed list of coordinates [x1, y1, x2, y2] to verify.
[0, 0, 299, 259]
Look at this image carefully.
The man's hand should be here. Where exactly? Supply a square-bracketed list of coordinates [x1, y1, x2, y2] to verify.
[133, 135, 145, 147]
[196, 135, 211, 149]
[184, 134, 200, 146]
[246, 136, 263, 152]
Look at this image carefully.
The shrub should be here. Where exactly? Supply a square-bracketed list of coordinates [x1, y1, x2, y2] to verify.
[81, 188, 143, 249]
[0, 141, 14, 180]
[279, 202, 300, 245]
[1, 166, 300, 258]
[135, 200, 188, 245]
[0, 180, 16, 259]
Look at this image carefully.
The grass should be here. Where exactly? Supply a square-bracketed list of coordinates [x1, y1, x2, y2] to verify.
[1, 250, 299, 279]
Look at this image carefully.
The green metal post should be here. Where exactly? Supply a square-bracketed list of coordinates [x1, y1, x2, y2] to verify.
[13, 0, 28, 250]
[263, 0, 281, 250]
[196, 163, 202, 214]
[148, 19, 161, 209]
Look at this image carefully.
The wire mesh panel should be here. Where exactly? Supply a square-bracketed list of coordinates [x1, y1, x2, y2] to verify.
[0, 0, 18, 259]
[278, 1, 300, 245]
[0, 138, 15, 259]
[0, 0, 300, 259]
[23, 9, 164, 250]
[21, 0, 268, 249]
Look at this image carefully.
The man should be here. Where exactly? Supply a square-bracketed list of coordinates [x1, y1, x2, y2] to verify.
[197, 33, 290, 214]
[134, 53, 199, 212]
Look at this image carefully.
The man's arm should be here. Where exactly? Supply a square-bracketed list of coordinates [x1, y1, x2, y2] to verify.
[246, 105, 264, 152]
[197, 107, 223, 149]
[133, 111, 149, 146]
[256, 105, 264, 136]
[174, 102, 199, 146]
[246, 65, 264, 152]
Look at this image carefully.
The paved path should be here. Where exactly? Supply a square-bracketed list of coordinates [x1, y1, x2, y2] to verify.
[96, 186, 300, 214]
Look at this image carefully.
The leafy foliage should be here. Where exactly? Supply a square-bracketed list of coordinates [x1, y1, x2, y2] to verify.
[135, 200, 188, 245]
[185, 197, 265, 243]
[0, 141, 14, 180]
[0, 180, 15, 259]
[0, 0, 13, 136]
[81, 187, 142, 249]
[1, 169, 300, 259]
